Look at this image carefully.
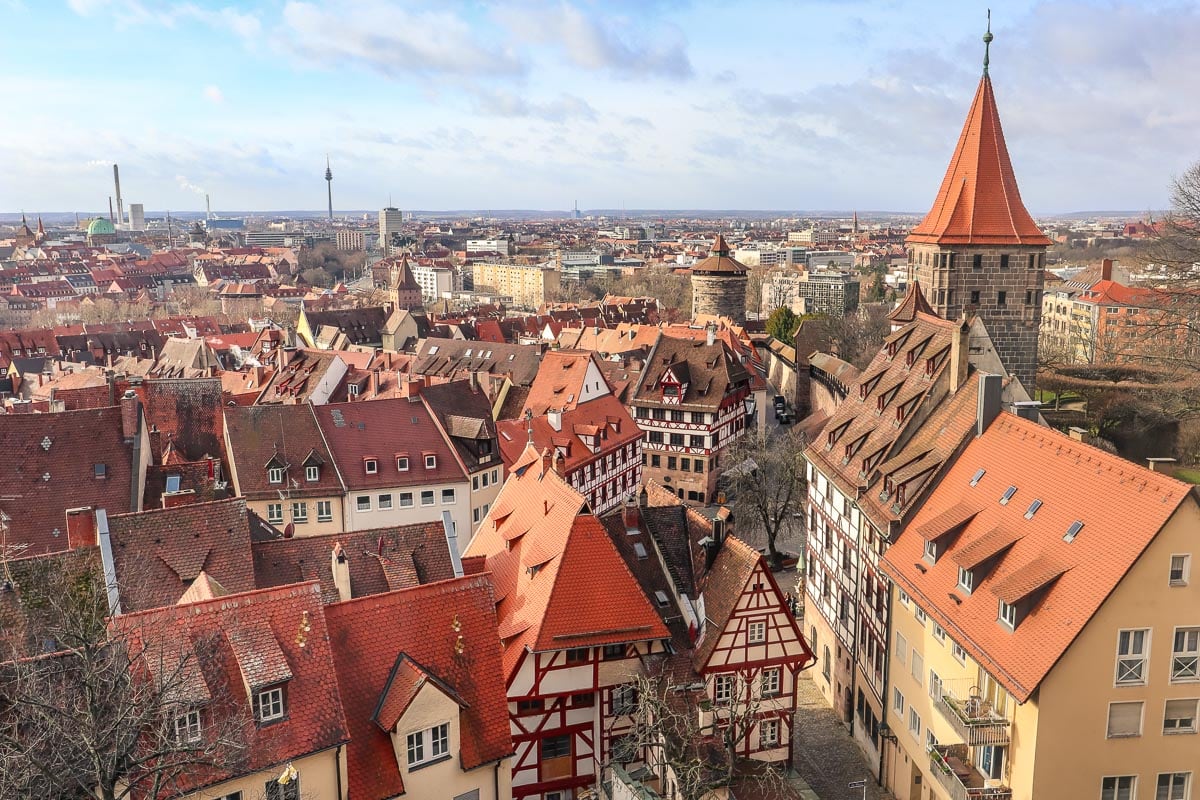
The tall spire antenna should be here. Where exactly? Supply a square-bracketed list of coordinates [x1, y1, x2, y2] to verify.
[324, 154, 333, 222]
[983, 9, 993, 76]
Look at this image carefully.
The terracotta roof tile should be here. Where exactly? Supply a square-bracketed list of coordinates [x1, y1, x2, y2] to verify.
[224, 404, 343, 499]
[881, 413, 1190, 702]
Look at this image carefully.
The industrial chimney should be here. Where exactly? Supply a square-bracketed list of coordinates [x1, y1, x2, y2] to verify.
[113, 164, 124, 227]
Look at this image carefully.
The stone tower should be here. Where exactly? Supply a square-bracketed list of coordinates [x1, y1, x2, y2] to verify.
[391, 254, 423, 310]
[906, 21, 1050, 392]
[690, 235, 748, 324]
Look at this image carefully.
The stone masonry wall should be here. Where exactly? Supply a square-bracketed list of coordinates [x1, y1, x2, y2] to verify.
[692, 273, 748, 324]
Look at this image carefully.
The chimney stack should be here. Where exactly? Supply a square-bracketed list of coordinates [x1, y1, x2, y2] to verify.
[331, 542, 352, 602]
[950, 312, 972, 394]
[66, 507, 97, 550]
[548, 408, 562, 432]
[976, 373, 1002, 436]
[1101, 258, 1114, 282]
[120, 389, 141, 441]
[113, 164, 124, 227]
[623, 494, 640, 532]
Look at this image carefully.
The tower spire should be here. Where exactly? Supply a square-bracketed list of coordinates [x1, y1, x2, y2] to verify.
[983, 9, 993, 76]
[324, 154, 333, 222]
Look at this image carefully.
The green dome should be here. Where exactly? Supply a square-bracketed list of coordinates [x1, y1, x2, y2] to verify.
[87, 218, 116, 235]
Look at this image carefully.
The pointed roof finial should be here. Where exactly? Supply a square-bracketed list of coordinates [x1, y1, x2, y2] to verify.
[983, 9, 993, 76]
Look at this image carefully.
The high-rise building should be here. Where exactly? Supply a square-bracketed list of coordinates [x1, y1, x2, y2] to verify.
[906, 22, 1050, 392]
[379, 207, 403, 255]
[128, 204, 145, 231]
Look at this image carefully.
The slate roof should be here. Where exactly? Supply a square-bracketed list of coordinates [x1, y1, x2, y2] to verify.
[0, 405, 137, 555]
[251, 521, 455, 604]
[106, 498, 257, 612]
[111, 582, 349, 798]
[907, 75, 1051, 247]
[465, 445, 670, 677]
[325, 575, 512, 800]
[880, 413, 1190, 702]
[412, 338, 544, 388]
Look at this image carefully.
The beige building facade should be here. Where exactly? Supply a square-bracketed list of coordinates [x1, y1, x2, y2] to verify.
[471, 261, 560, 309]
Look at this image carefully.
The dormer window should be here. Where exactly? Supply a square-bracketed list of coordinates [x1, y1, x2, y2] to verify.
[958, 567, 974, 594]
[923, 539, 938, 564]
[396, 456, 410, 471]
[364, 458, 378, 475]
[172, 708, 202, 744]
[424, 455, 437, 469]
[268, 466, 284, 484]
[253, 684, 286, 724]
[348, 383, 360, 396]
[305, 465, 319, 482]
[999, 599, 1017, 630]
[94, 463, 107, 479]
[406, 723, 449, 768]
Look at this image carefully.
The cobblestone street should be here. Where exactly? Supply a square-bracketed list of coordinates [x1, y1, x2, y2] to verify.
[791, 675, 894, 800]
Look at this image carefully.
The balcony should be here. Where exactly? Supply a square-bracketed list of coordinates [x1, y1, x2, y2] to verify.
[936, 686, 1011, 746]
[929, 745, 1011, 800]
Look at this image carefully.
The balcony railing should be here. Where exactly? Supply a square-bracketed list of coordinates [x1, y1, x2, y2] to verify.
[929, 745, 1012, 800]
[936, 688, 1011, 746]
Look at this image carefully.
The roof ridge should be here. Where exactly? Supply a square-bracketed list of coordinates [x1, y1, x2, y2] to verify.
[120, 578, 322, 619]
[329, 572, 492, 610]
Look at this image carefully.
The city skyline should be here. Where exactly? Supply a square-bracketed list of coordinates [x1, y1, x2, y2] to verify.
[1, 0, 1196, 214]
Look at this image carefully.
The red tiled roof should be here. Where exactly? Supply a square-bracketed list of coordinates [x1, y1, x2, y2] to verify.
[324, 575, 512, 800]
[0, 405, 137, 555]
[881, 413, 1190, 702]
[112, 582, 349, 798]
[887, 280, 936, 324]
[107, 498, 257, 612]
[907, 76, 1051, 247]
[466, 445, 670, 677]
[497, 394, 640, 476]
[520, 349, 605, 415]
[223, 404, 343, 499]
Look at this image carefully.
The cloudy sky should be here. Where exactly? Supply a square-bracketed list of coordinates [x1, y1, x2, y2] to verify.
[0, 0, 1196, 214]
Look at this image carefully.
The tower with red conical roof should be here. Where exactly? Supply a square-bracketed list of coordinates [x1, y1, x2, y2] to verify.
[906, 14, 1050, 391]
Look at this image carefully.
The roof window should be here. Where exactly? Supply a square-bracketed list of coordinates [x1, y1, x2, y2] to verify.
[1024, 499, 1043, 520]
[999, 486, 1017, 505]
[1064, 520, 1084, 542]
[654, 590, 670, 607]
[969, 468, 985, 487]
[634, 543, 648, 559]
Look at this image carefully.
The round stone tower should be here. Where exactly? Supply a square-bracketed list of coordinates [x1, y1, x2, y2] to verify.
[690, 235, 748, 323]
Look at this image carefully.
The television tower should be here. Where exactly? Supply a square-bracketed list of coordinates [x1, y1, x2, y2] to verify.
[324, 155, 333, 222]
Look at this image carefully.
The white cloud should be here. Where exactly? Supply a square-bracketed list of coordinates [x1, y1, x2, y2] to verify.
[469, 89, 597, 122]
[202, 85, 224, 104]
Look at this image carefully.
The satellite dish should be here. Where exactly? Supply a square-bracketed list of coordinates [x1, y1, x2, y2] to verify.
[283, 522, 295, 539]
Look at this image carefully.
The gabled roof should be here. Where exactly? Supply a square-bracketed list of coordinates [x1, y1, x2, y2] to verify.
[881, 413, 1190, 702]
[325, 576, 512, 800]
[465, 445, 669, 677]
[907, 75, 1051, 247]
[252, 521, 455, 603]
[632, 333, 750, 412]
[223, 404, 343, 499]
[107, 498, 257, 612]
[887, 280, 936, 325]
[496, 394, 640, 476]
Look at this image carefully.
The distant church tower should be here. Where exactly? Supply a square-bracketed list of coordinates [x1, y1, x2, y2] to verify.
[324, 156, 333, 222]
[391, 254, 423, 310]
[690, 235, 748, 324]
[906, 15, 1050, 392]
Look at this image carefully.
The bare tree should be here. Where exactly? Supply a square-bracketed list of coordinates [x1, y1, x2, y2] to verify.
[613, 667, 795, 800]
[722, 428, 808, 568]
[0, 554, 249, 800]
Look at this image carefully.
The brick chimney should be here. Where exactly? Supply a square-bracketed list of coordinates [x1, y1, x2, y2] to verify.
[120, 389, 141, 441]
[65, 507, 97, 549]
[950, 312, 972, 394]
[370, 368, 381, 397]
[1101, 258, 1114, 282]
[331, 542, 351, 603]
[162, 489, 197, 509]
[623, 494, 640, 531]
[541, 447, 553, 474]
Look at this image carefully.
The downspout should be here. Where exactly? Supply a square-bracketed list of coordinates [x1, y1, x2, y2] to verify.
[493, 759, 500, 800]
[335, 743, 344, 800]
[877, 575, 895, 787]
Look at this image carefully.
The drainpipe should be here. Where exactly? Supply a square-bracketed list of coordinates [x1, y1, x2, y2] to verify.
[877, 581, 895, 787]
[335, 744, 344, 800]
[493, 759, 500, 800]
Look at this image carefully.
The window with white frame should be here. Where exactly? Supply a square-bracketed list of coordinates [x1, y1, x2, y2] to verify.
[265, 778, 299, 800]
[893, 687, 904, 714]
[291, 502, 308, 523]
[933, 623, 946, 644]
[952, 641, 968, 664]
[998, 599, 1017, 630]
[1173, 628, 1200, 682]
[914, 605, 927, 626]
[267, 503, 283, 524]
[748, 620, 766, 644]
[1116, 629, 1149, 685]
[406, 722, 449, 767]
[396, 456, 409, 471]
[1106, 701, 1143, 738]
[957, 567, 974, 594]
[898, 590, 910, 606]
[356, 496, 371, 512]
[173, 709, 202, 744]
[317, 500, 332, 522]
[254, 686, 285, 724]
[421, 490, 434, 506]
[364, 459, 378, 474]
[1156, 773, 1190, 800]
[911, 649, 923, 682]
[715, 674, 734, 704]
[923, 538, 938, 563]
[268, 466, 284, 484]
[762, 668, 781, 697]
[305, 465, 319, 482]
[1164, 698, 1198, 734]
[1170, 554, 1191, 586]
[378, 494, 393, 510]
[929, 670, 943, 701]
[759, 718, 780, 747]
[400, 492, 413, 507]
[441, 488, 455, 504]
[908, 708, 921, 738]
[425, 454, 437, 469]
[1101, 776, 1136, 800]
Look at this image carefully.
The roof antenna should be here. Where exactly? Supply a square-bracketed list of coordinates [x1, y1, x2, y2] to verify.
[983, 9, 993, 76]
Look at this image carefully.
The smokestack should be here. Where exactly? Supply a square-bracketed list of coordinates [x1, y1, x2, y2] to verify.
[108, 196, 115, 224]
[113, 164, 124, 227]
[205, 194, 212, 221]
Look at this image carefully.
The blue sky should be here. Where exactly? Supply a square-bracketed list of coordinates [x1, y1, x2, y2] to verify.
[1, 0, 1196, 214]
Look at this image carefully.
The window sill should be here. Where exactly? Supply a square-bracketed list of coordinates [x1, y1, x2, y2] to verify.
[1105, 733, 1141, 740]
[1163, 728, 1197, 736]
[407, 753, 453, 772]
[256, 714, 289, 728]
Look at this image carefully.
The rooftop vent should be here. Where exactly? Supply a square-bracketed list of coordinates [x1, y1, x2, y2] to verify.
[999, 486, 1017, 505]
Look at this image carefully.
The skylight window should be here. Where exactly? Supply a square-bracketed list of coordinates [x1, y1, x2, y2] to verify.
[165, 474, 181, 493]
[1064, 520, 1085, 542]
[969, 468, 985, 487]
[634, 542, 648, 559]
[654, 590, 670, 607]
[1024, 499, 1043, 520]
[999, 486, 1017, 505]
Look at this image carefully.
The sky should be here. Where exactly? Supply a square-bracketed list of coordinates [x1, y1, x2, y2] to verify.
[0, 0, 1197, 215]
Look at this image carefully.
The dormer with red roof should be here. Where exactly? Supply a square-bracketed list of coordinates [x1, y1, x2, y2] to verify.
[905, 25, 1049, 392]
